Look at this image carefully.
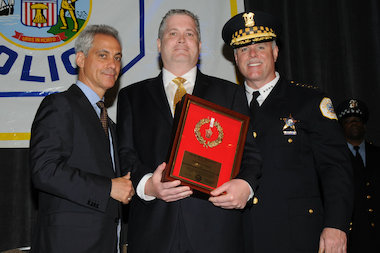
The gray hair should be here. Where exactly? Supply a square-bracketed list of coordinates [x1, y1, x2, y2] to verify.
[75, 24, 121, 56]
[158, 9, 201, 41]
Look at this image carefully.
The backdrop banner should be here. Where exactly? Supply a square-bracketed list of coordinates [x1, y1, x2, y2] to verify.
[0, 0, 244, 148]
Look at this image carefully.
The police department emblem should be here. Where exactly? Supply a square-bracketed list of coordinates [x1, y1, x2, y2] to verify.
[0, 0, 91, 50]
[320, 97, 338, 120]
[194, 117, 224, 148]
[280, 114, 298, 135]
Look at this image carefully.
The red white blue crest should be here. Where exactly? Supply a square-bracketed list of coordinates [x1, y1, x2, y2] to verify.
[21, 0, 58, 28]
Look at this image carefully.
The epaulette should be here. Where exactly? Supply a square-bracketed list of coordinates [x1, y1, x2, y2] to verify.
[290, 80, 318, 90]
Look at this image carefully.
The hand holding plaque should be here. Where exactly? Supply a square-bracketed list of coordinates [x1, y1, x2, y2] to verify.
[162, 94, 249, 195]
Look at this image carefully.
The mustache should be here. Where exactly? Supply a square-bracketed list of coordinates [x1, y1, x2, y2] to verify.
[101, 69, 118, 75]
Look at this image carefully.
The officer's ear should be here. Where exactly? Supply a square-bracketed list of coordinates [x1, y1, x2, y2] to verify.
[273, 45, 279, 63]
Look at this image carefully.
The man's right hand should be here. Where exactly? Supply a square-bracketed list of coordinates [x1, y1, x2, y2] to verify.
[111, 172, 135, 204]
[145, 162, 193, 202]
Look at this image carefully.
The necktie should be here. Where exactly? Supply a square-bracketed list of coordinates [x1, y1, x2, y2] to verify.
[173, 77, 187, 110]
[353, 146, 364, 168]
[249, 91, 260, 119]
[96, 101, 109, 138]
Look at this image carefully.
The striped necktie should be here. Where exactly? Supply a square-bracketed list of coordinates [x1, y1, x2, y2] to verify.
[96, 101, 109, 138]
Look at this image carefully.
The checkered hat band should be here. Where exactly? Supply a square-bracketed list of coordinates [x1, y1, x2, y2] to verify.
[231, 26, 276, 46]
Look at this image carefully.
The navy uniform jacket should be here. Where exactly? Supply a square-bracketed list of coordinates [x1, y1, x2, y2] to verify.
[30, 84, 121, 253]
[117, 70, 261, 253]
[348, 141, 380, 252]
[243, 77, 353, 253]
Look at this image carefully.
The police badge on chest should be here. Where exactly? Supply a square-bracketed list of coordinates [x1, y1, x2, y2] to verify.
[280, 114, 299, 136]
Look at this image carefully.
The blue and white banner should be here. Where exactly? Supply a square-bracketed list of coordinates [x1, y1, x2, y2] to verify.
[0, 0, 244, 147]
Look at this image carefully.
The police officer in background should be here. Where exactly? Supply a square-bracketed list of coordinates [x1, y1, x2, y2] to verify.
[222, 10, 353, 253]
[337, 99, 380, 252]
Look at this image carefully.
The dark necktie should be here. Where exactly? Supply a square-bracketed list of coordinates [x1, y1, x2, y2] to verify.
[249, 91, 260, 119]
[353, 146, 364, 168]
[96, 101, 109, 138]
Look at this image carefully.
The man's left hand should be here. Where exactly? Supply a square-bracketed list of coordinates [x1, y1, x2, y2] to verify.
[318, 227, 347, 253]
[208, 179, 250, 209]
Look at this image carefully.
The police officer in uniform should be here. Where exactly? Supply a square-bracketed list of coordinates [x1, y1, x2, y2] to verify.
[337, 99, 380, 252]
[222, 11, 353, 253]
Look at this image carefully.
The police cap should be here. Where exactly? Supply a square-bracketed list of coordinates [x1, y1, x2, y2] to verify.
[336, 99, 369, 123]
[222, 10, 279, 49]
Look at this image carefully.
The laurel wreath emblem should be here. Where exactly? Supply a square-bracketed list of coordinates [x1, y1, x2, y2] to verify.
[194, 118, 224, 148]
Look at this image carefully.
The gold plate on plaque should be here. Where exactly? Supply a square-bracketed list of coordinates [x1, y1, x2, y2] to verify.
[179, 151, 221, 188]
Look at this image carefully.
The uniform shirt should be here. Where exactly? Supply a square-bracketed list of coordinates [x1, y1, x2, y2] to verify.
[347, 141, 366, 167]
[245, 72, 280, 106]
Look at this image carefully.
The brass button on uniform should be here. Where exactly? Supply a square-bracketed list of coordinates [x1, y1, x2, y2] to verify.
[288, 138, 293, 143]
[371, 222, 375, 227]
[253, 197, 259, 205]
[369, 208, 373, 212]
[308, 209, 314, 214]
[366, 195, 371, 199]
[253, 131, 257, 138]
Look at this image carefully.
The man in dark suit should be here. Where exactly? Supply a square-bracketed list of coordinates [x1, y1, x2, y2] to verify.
[336, 99, 380, 252]
[30, 25, 134, 253]
[222, 11, 353, 253]
[117, 9, 261, 253]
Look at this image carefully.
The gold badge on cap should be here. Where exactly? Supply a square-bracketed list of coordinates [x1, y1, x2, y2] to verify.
[280, 114, 298, 136]
[243, 12, 255, 27]
[320, 97, 338, 120]
[349, 99, 358, 109]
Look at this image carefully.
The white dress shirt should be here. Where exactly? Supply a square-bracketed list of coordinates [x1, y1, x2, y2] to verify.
[245, 72, 280, 106]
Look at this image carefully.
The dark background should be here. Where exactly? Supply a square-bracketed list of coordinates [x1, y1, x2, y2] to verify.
[1, 0, 379, 250]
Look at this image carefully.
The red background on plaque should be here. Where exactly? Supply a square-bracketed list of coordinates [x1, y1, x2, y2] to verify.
[172, 102, 242, 190]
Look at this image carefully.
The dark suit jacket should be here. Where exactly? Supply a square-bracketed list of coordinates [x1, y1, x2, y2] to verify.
[30, 84, 121, 253]
[117, 70, 261, 253]
[348, 141, 380, 252]
[243, 77, 353, 253]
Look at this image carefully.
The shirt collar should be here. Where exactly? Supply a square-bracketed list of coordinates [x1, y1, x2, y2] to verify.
[76, 81, 103, 106]
[245, 72, 280, 105]
[347, 140, 365, 154]
[162, 66, 197, 88]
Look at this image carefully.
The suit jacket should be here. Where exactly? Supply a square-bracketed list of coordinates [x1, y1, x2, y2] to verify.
[30, 84, 121, 253]
[243, 77, 353, 253]
[348, 141, 380, 252]
[117, 70, 261, 253]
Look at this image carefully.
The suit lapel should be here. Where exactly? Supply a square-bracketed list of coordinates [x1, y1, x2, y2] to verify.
[147, 73, 173, 125]
[192, 70, 209, 98]
[67, 85, 115, 173]
[109, 120, 120, 177]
